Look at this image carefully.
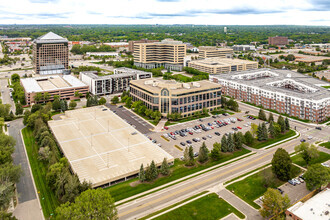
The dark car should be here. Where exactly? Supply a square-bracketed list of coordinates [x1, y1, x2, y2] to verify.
[300, 139, 306, 142]
[192, 138, 198, 142]
[212, 115, 216, 118]
[315, 127, 322, 130]
[186, 140, 192, 144]
[202, 137, 207, 140]
[215, 132, 220, 136]
[180, 142, 186, 146]
[277, 188, 284, 194]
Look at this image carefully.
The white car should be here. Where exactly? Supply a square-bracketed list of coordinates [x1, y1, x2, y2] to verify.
[307, 136, 313, 140]
[207, 135, 212, 138]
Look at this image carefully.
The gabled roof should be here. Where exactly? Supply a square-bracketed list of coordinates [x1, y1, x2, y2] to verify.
[34, 32, 68, 44]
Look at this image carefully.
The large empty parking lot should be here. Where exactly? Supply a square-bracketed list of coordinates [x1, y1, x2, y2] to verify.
[48, 106, 173, 187]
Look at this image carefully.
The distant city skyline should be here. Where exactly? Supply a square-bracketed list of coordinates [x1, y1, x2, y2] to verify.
[0, 0, 329, 25]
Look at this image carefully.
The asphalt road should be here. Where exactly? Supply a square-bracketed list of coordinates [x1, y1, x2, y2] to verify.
[9, 118, 37, 203]
[116, 102, 330, 219]
[105, 103, 153, 134]
[0, 78, 16, 113]
[117, 138, 303, 220]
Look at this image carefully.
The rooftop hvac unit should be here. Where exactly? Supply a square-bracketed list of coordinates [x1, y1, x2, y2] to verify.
[182, 83, 190, 89]
[192, 82, 200, 87]
[153, 82, 159, 87]
[144, 80, 154, 85]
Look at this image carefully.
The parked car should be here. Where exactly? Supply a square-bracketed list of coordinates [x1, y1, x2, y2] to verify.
[300, 139, 306, 142]
[207, 135, 212, 138]
[298, 177, 304, 183]
[192, 138, 198, 142]
[189, 131, 193, 135]
[315, 127, 322, 130]
[180, 156, 184, 160]
[277, 188, 284, 194]
[308, 136, 313, 140]
[180, 142, 186, 146]
[157, 143, 162, 147]
[186, 140, 192, 144]
[237, 126, 242, 129]
[202, 137, 207, 140]
[237, 118, 243, 121]
[199, 118, 203, 122]
[215, 132, 220, 136]
[212, 115, 216, 118]
[164, 126, 169, 130]
[193, 152, 199, 157]
[152, 140, 157, 143]
[288, 179, 296, 186]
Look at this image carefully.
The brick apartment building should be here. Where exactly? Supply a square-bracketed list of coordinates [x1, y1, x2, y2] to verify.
[268, 36, 288, 46]
[209, 69, 330, 122]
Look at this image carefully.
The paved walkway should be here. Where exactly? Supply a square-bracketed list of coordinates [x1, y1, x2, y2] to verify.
[13, 199, 43, 220]
[154, 119, 167, 132]
[218, 189, 262, 220]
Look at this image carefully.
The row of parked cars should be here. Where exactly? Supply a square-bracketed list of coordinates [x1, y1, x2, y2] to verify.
[288, 174, 305, 186]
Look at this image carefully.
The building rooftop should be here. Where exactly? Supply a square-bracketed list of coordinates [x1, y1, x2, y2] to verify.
[190, 58, 257, 67]
[130, 78, 221, 94]
[48, 106, 174, 187]
[34, 32, 68, 44]
[137, 38, 184, 46]
[21, 75, 86, 93]
[287, 188, 330, 220]
[80, 71, 137, 80]
[199, 46, 233, 51]
[210, 68, 330, 100]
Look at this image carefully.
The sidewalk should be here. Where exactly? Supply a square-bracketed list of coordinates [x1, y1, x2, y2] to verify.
[218, 189, 262, 220]
[13, 199, 43, 220]
[153, 119, 167, 132]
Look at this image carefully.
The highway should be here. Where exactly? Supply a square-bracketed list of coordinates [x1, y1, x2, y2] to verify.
[116, 102, 330, 220]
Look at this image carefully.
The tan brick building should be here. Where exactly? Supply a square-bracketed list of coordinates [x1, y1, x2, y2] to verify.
[133, 39, 186, 71]
[210, 69, 330, 122]
[130, 78, 222, 117]
[188, 58, 258, 74]
[198, 46, 233, 58]
[128, 39, 159, 52]
[21, 75, 88, 105]
[33, 32, 69, 75]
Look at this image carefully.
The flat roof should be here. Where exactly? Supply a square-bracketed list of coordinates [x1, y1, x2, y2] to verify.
[198, 46, 233, 51]
[210, 68, 330, 100]
[21, 75, 87, 93]
[189, 58, 258, 67]
[130, 78, 221, 94]
[287, 188, 330, 220]
[48, 107, 174, 187]
[80, 71, 137, 80]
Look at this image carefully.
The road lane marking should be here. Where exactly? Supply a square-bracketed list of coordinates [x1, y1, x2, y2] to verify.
[118, 140, 297, 218]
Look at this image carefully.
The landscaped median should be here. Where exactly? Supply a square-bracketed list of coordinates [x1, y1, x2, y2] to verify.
[150, 193, 245, 220]
[319, 141, 330, 149]
[106, 148, 252, 203]
[249, 129, 297, 149]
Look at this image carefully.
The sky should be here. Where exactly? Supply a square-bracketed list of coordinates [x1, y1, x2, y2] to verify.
[0, 0, 329, 25]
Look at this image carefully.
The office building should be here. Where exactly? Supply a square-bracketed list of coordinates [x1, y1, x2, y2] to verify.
[21, 75, 88, 105]
[133, 39, 186, 71]
[286, 188, 330, 220]
[232, 45, 256, 51]
[268, 36, 288, 46]
[209, 68, 330, 122]
[198, 46, 233, 58]
[128, 39, 159, 52]
[33, 32, 69, 75]
[130, 78, 222, 117]
[188, 58, 258, 74]
[48, 107, 174, 188]
[79, 68, 152, 95]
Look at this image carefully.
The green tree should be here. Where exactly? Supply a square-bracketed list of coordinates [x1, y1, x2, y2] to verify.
[150, 160, 158, 180]
[43, 92, 50, 103]
[271, 148, 292, 181]
[285, 117, 290, 131]
[34, 92, 43, 103]
[233, 132, 243, 149]
[221, 135, 228, 152]
[268, 121, 276, 138]
[244, 131, 254, 145]
[258, 109, 267, 121]
[250, 123, 258, 137]
[227, 133, 234, 152]
[160, 158, 170, 175]
[198, 142, 209, 163]
[23, 110, 31, 125]
[260, 188, 290, 218]
[268, 113, 274, 123]
[139, 164, 145, 182]
[125, 97, 132, 108]
[294, 143, 319, 165]
[52, 99, 61, 111]
[55, 188, 118, 220]
[60, 100, 68, 112]
[0, 211, 17, 220]
[69, 100, 77, 109]
[144, 164, 152, 181]
[11, 73, 20, 83]
[98, 97, 106, 105]
[304, 164, 330, 190]
[261, 168, 276, 188]
[111, 96, 119, 104]
[0, 133, 16, 164]
[211, 144, 221, 161]
[277, 115, 285, 133]
[15, 103, 23, 115]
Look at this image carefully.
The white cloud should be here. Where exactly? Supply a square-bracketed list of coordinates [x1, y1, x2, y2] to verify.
[0, 0, 329, 25]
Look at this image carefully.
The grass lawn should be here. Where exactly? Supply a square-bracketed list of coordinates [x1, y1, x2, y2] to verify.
[165, 113, 210, 126]
[211, 109, 235, 115]
[154, 193, 245, 220]
[22, 127, 60, 218]
[291, 151, 330, 168]
[106, 148, 251, 202]
[321, 85, 330, 89]
[248, 130, 296, 149]
[226, 166, 301, 209]
[140, 191, 208, 220]
[320, 142, 330, 149]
